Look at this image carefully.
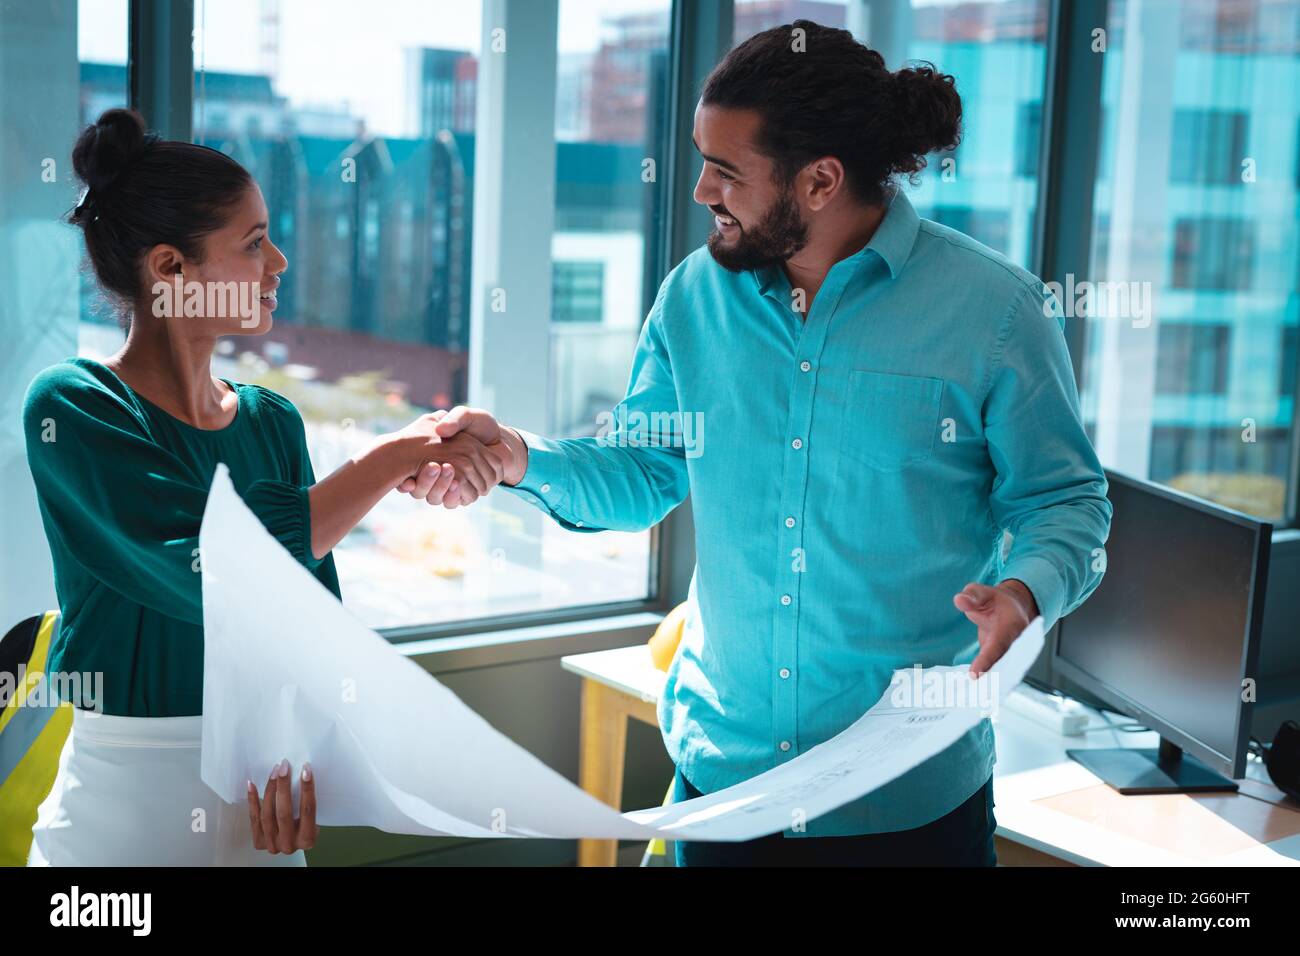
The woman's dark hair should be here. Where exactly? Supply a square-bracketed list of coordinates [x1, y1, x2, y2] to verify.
[69, 108, 254, 321]
[701, 20, 962, 205]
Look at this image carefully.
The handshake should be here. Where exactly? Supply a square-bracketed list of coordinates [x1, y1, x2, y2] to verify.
[390, 406, 529, 508]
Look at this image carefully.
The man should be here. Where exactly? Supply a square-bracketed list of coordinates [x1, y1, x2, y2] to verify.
[408, 20, 1111, 865]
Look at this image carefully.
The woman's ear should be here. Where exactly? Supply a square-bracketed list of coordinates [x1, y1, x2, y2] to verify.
[143, 244, 186, 289]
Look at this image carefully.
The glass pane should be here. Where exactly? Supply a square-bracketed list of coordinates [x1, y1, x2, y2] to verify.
[76, 0, 131, 357]
[1080, 0, 1300, 520]
[733, 0, 1049, 269]
[0, 0, 129, 616]
[541, 0, 671, 615]
[189, 0, 663, 628]
[5, 0, 131, 365]
[551, 0, 669, 438]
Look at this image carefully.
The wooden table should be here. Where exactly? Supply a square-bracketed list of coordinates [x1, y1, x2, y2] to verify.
[560, 645, 667, 867]
[561, 647, 1300, 867]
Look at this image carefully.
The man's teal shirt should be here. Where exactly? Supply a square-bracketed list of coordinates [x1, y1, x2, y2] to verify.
[506, 187, 1111, 836]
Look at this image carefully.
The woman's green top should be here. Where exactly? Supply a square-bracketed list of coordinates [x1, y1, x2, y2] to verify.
[22, 357, 341, 717]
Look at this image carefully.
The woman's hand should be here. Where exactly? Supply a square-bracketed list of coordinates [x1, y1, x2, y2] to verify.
[392, 412, 507, 508]
[307, 410, 503, 560]
[247, 759, 318, 854]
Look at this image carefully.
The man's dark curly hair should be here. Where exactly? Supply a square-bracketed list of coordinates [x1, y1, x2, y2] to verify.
[701, 19, 963, 205]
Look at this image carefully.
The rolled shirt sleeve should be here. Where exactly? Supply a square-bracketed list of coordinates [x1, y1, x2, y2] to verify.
[983, 282, 1113, 630]
[504, 292, 690, 533]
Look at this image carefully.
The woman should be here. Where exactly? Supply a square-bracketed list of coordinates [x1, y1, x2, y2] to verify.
[22, 108, 506, 865]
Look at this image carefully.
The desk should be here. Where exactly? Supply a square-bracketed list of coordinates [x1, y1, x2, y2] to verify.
[561, 645, 666, 868]
[562, 644, 1300, 866]
[992, 703, 1300, 866]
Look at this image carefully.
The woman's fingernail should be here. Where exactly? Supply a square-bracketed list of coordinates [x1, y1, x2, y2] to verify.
[279, 759, 289, 777]
[247, 779, 255, 794]
[302, 763, 312, 782]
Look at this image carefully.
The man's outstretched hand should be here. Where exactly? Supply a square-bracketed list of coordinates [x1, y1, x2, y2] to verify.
[953, 579, 1039, 677]
[397, 406, 528, 506]
[390, 409, 505, 508]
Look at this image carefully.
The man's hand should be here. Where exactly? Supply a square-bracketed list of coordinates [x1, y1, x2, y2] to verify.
[398, 406, 528, 506]
[391, 411, 505, 508]
[435, 406, 528, 486]
[953, 579, 1039, 677]
[434, 405, 501, 446]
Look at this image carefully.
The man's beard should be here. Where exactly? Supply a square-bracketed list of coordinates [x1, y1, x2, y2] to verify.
[705, 183, 809, 273]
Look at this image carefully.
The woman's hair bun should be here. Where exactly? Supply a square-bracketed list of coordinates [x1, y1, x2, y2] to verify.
[71, 108, 156, 198]
[889, 63, 963, 174]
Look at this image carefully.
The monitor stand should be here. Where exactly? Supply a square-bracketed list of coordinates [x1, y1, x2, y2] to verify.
[1066, 738, 1239, 795]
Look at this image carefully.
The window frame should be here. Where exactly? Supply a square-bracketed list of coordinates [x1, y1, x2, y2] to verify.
[128, 0, 725, 641]
[1031, 0, 1300, 529]
[127, 0, 1300, 646]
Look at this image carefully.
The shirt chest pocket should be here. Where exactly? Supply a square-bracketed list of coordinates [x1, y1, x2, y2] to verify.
[840, 370, 945, 472]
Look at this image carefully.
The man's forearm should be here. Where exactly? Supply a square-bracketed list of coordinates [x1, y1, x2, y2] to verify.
[489, 422, 689, 533]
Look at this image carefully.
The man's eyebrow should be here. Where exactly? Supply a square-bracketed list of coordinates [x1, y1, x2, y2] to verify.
[692, 135, 742, 175]
[241, 221, 268, 239]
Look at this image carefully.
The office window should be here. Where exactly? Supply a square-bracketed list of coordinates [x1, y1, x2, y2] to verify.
[1155, 323, 1230, 395]
[1170, 109, 1249, 185]
[1081, 0, 1300, 521]
[548, 0, 670, 449]
[552, 260, 605, 324]
[24, 2, 131, 353]
[172, 0, 667, 629]
[1016, 100, 1041, 178]
[0, 0, 130, 618]
[1091, 213, 1111, 280]
[1171, 217, 1255, 291]
[929, 206, 1011, 256]
[1150, 426, 1291, 515]
[1283, 325, 1299, 399]
[74, 1, 131, 356]
[734, 0, 1049, 269]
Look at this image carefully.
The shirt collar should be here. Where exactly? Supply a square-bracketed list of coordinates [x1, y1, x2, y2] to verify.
[861, 185, 919, 280]
[750, 184, 920, 295]
[754, 260, 786, 297]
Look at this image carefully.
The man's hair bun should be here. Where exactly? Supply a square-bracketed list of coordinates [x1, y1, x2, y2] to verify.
[888, 64, 963, 176]
[701, 20, 964, 206]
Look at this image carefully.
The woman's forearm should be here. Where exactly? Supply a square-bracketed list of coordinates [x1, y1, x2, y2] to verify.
[307, 434, 413, 561]
[306, 417, 506, 560]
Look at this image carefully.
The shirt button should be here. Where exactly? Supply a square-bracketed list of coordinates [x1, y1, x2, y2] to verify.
[784, 516, 795, 528]
[780, 594, 792, 606]
[779, 740, 791, 752]
[540, 483, 551, 493]
[800, 361, 811, 372]
[779, 668, 791, 679]
[791, 438, 803, 450]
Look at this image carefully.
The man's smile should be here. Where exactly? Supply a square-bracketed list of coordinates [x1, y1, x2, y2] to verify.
[711, 205, 740, 234]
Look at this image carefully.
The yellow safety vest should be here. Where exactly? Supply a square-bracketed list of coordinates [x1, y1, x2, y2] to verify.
[0, 612, 72, 867]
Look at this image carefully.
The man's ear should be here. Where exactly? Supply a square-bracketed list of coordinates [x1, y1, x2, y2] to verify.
[802, 156, 848, 212]
[143, 244, 186, 288]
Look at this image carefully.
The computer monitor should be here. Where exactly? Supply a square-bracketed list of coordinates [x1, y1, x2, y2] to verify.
[1052, 469, 1272, 794]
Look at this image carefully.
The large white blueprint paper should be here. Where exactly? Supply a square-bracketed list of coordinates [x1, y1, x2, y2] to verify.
[199, 464, 1044, 841]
